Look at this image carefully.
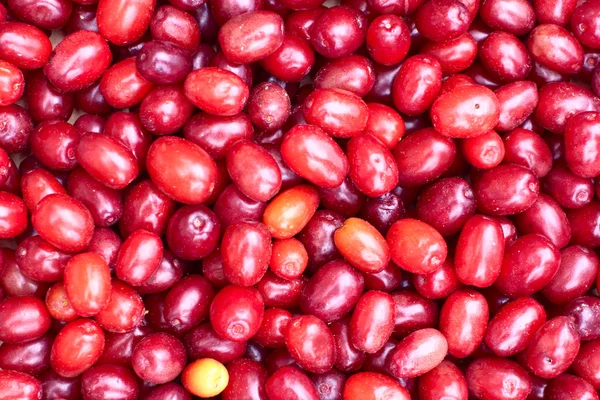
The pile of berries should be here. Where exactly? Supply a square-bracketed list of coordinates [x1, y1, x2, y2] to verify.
[1, 0, 600, 399]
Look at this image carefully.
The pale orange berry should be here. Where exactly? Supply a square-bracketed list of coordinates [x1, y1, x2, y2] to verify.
[182, 358, 229, 398]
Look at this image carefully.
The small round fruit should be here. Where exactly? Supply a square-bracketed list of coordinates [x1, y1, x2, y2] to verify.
[182, 358, 229, 398]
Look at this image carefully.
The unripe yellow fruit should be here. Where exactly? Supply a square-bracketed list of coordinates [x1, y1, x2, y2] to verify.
[182, 358, 229, 398]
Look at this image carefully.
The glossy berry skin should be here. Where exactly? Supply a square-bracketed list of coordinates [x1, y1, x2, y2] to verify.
[67, 168, 121, 229]
[495, 81, 539, 132]
[413, 260, 459, 300]
[103, 112, 152, 171]
[64, 252, 112, 317]
[221, 221, 272, 287]
[347, 133, 398, 197]
[568, 200, 600, 247]
[16, 235, 71, 282]
[495, 234, 560, 297]
[534, 82, 600, 134]
[503, 128, 553, 178]
[210, 285, 265, 342]
[131, 333, 187, 384]
[135, 40, 192, 85]
[431, 84, 500, 138]
[334, 217, 390, 274]
[300, 259, 365, 323]
[183, 323, 245, 363]
[416, 177, 476, 236]
[473, 164, 540, 216]
[484, 297, 546, 357]
[366, 15, 410, 66]
[270, 238, 308, 280]
[0, 370, 42, 400]
[263, 184, 320, 239]
[253, 307, 292, 349]
[0, 333, 53, 376]
[310, 6, 367, 59]
[120, 180, 175, 238]
[343, 372, 410, 400]
[95, 279, 144, 333]
[546, 374, 599, 400]
[46, 283, 78, 323]
[100, 57, 153, 109]
[360, 192, 405, 235]
[219, 11, 285, 64]
[166, 204, 220, 261]
[515, 193, 571, 249]
[422, 34, 477, 76]
[479, 0, 535, 35]
[386, 328, 448, 378]
[0, 60, 25, 107]
[285, 315, 335, 374]
[304, 88, 369, 138]
[0, 104, 33, 154]
[32, 194, 94, 253]
[8, 0, 72, 29]
[543, 245, 598, 305]
[265, 366, 319, 400]
[140, 382, 191, 400]
[393, 128, 456, 187]
[0, 191, 28, 239]
[313, 55, 374, 97]
[39, 370, 84, 400]
[534, 0, 576, 26]
[528, 24, 583, 75]
[184, 67, 249, 116]
[392, 55, 442, 117]
[479, 32, 532, 83]
[214, 185, 267, 229]
[260, 33, 315, 83]
[0, 22, 53, 70]
[0, 249, 50, 298]
[138, 85, 194, 135]
[466, 357, 531, 400]
[226, 140, 282, 202]
[81, 364, 139, 400]
[386, 219, 447, 274]
[51, 319, 105, 378]
[7, 0, 600, 395]
[0, 296, 51, 343]
[418, 361, 468, 400]
[29, 121, 79, 172]
[565, 112, 600, 178]
[281, 124, 349, 189]
[163, 275, 214, 334]
[44, 31, 113, 92]
[258, 272, 307, 309]
[316, 176, 360, 221]
[415, 0, 470, 42]
[20, 166, 65, 212]
[97, 0, 155, 46]
[572, 339, 600, 389]
[350, 291, 395, 354]
[248, 82, 291, 132]
[454, 214, 504, 287]
[363, 103, 405, 149]
[76, 133, 139, 190]
[184, 112, 253, 161]
[146, 137, 218, 204]
[524, 316, 580, 379]
[330, 317, 365, 373]
[440, 289, 489, 358]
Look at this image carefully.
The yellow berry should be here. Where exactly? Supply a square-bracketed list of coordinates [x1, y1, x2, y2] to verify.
[182, 358, 229, 398]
